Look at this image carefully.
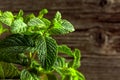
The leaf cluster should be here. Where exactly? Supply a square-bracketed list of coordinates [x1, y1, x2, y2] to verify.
[0, 9, 85, 80]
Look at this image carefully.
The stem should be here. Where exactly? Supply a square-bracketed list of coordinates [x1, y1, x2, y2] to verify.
[32, 52, 37, 59]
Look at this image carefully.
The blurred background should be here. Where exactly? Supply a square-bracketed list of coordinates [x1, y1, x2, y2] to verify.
[0, 0, 120, 80]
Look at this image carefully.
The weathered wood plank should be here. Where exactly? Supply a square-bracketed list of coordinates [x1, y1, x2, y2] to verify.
[1, 0, 120, 23]
[0, 0, 120, 13]
[80, 64, 120, 80]
[80, 55, 120, 80]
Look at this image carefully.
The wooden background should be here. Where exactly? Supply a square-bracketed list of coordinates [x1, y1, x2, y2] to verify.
[0, 0, 120, 80]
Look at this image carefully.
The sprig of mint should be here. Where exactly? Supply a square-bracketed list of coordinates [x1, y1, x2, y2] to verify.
[0, 9, 85, 80]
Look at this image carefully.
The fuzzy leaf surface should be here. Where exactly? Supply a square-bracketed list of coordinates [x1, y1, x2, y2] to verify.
[20, 69, 39, 80]
[58, 45, 73, 56]
[28, 18, 46, 28]
[0, 34, 34, 65]
[11, 19, 27, 34]
[37, 35, 57, 70]
[49, 12, 75, 35]
[72, 49, 81, 69]
[0, 62, 20, 79]
[54, 57, 66, 68]
[0, 11, 14, 26]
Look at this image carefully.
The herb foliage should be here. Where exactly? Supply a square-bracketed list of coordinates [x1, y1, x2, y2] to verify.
[0, 9, 85, 80]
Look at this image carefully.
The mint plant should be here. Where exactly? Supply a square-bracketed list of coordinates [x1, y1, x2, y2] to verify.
[0, 9, 85, 80]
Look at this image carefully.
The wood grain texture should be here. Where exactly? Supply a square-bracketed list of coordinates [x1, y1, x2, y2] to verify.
[0, 0, 120, 80]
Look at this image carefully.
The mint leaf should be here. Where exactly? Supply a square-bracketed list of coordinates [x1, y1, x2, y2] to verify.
[0, 34, 34, 65]
[37, 35, 57, 70]
[20, 69, 39, 80]
[76, 71, 86, 80]
[38, 9, 48, 19]
[41, 18, 51, 28]
[24, 13, 35, 23]
[0, 63, 4, 78]
[11, 19, 27, 34]
[62, 19, 75, 32]
[49, 12, 75, 35]
[54, 57, 66, 68]
[58, 45, 73, 56]
[0, 11, 14, 26]
[15, 10, 24, 20]
[18, 10, 24, 17]
[0, 62, 20, 79]
[28, 18, 46, 28]
[68, 49, 81, 69]
[72, 49, 81, 69]
[54, 11, 62, 21]
[0, 11, 2, 16]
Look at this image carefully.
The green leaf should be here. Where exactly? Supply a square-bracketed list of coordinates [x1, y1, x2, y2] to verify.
[0, 62, 4, 78]
[37, 35, 57, 70]
[24, 13, 36, 23]
[76, 71, 85, 80]
[20, 69, 39, 80]
[62, 19, 75, 32]
[0, 11, 14, 26]
[27, 18, 51, 35]
[0, 11, 2, 16]
[0, 23, 8, 35]
[11, 19, 27, 34]
[62, 68, 80, 80]
[28, 18, 46, 28]
[72, 49, 81, 69]
[54, 11, 62, 21]
[54, 57, 66, 68]
[0, 34, 34, 65]
[60, 68, 85, 80]
[18, 10, 24, 17]
[49, 12, 75, 35]
[38, 9, 48, 19]
[58, 45, 73, 56]
[15, 10, 24, 21]
[0, 62, 20, 79]
[68, 49, 81, 69]
[50, 20, 75, 35]
[41, 18, 51, 28]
